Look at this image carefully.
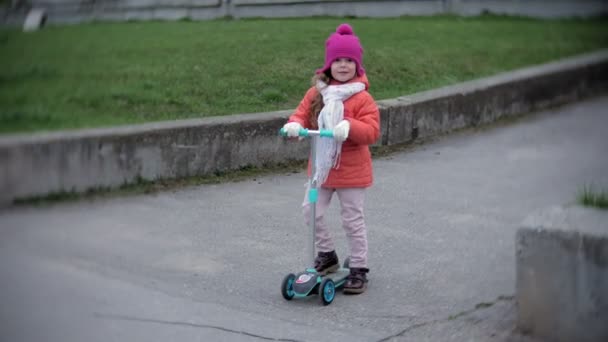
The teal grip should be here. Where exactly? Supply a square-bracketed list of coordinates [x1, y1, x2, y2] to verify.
[319, 129, 334, 138]
[308, 188, 318, 203]
[280, 127, 332, 138]
[279, 127, 310, 137]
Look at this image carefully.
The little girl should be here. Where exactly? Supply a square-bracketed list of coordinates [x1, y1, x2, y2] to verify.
[283, 23, 380, 294]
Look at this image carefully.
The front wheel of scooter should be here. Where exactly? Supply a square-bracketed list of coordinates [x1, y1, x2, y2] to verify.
[319, 278, 335, 306]
[281, 273, 296, 300]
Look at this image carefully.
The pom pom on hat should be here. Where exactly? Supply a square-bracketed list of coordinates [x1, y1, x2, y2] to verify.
[316, 23, 365, 76]
[336, 23, 354, 35]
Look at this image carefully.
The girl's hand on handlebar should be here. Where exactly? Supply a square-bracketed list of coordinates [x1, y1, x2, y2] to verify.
[283, 122, 303, 137]
[333, 120, 350, 142]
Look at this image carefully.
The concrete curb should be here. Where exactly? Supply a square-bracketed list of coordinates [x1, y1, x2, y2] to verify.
[1, 49, 607, 206]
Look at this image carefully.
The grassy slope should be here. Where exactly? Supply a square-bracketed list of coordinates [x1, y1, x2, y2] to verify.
[1, 16, 607, 133]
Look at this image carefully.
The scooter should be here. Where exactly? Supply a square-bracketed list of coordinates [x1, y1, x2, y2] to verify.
[279, 127, 350, 306]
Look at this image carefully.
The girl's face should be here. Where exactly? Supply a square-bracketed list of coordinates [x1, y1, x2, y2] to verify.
[330, 58, 357, 83]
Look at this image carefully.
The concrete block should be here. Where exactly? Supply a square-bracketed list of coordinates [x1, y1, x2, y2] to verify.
[22, 8, 46, 32]
[516, 205, 608, 342]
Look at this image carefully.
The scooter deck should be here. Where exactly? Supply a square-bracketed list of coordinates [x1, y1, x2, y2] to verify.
[324, 268, 350, 287]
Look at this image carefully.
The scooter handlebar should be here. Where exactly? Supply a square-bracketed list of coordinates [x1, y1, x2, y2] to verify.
[279, 128, 334, 138]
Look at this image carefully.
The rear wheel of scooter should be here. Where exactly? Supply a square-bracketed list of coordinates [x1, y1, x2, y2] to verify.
[320, 278, 335, 306]
[281, 273, 296, 300]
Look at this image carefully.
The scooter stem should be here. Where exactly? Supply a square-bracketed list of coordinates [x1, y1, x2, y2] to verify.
[309, 135, 318, 266]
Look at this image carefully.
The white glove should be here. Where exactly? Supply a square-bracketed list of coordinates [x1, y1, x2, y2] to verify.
[283, 122, 303, 137]
[333, 120, 350, 142]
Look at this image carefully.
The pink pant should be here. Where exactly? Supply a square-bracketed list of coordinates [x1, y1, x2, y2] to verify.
[302, 186, 368, 268]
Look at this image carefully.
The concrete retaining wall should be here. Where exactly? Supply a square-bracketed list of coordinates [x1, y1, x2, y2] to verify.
[0, 49, 607, 206]
[376, 50, 608, 146]
[230, 0, 608, 20]
[3, 0, 607, 25]
[516, 205, 608, 342]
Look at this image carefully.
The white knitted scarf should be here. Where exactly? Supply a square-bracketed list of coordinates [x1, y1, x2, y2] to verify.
[313, 80, 365, 185]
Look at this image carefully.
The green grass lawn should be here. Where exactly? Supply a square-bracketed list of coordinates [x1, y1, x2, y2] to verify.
[1, 15, 607, 134]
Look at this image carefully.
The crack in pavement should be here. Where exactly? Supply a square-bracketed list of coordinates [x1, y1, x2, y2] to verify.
[94, 312, 304, 342]
[375, 295, 515, 342]
[94, 295, 515, 342]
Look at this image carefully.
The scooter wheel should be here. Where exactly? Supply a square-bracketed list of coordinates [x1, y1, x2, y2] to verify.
[343, 257, 350, 269]
[319, 278, 335, 306]
[281, 273, 296, 300]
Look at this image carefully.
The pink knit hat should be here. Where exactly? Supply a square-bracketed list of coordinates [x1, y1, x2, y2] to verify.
[316, 23, 365, 76]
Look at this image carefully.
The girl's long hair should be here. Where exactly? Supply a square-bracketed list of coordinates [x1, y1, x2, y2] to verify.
[309, 72, 330, 129]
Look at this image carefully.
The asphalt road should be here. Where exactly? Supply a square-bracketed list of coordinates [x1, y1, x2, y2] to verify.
[1, 96, 607, 342]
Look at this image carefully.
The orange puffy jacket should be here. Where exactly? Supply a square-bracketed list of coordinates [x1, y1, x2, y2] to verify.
[288, 74, 380, 188]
